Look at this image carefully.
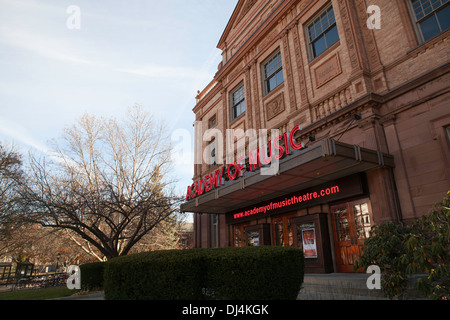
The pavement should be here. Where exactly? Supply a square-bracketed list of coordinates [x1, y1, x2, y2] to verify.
[51, 292, 105, 300]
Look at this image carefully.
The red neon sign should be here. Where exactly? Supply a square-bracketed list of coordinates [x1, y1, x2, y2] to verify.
[185, 125, 304, 201]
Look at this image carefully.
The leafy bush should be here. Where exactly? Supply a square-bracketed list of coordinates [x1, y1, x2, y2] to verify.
[403, 192, 450, 300]
[354, 221, 411, 299]
[203, 246, 304, 300]
[104, 246, 304, 300]
[80, 262, 105, 291]
[355, 192, 450, 300]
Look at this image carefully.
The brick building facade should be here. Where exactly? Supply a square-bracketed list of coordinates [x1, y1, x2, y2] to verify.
[181, 0, 449, 273]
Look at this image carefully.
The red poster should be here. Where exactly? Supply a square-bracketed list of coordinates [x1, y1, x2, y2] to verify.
[302, 228, 318, 259]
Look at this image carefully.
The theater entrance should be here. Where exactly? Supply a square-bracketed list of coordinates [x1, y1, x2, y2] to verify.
[330, 199, 373, 273]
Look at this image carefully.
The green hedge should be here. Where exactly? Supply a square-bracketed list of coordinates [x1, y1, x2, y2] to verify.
[104, 249, 205, 300]
[202, 246, 304, 300]
[80, 262, 105, 291]
[104, 246, 304, 300]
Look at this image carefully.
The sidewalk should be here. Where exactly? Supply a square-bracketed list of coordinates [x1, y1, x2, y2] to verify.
[51, 292, 105, 300]
[297, 273, 427, 300]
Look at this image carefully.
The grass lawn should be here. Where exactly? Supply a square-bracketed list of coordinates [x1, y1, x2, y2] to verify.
[0, 287, 81, 300]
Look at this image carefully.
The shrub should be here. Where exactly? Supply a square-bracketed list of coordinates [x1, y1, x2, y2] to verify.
[80, 262, 105, 291]
[203, 246, 304, 300]
[104, 249, 206, 300]
[104, 246, 304, 300]
[355, 192, 450, 300]
[403, 192, 450, 300]
[354, 221, 411, 299]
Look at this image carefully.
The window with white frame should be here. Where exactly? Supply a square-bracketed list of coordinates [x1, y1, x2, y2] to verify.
[263, 51, 284, 95]
[408, 0, 450, 42]
[231, 84, 245, 120]
[307, 4, 340, 59]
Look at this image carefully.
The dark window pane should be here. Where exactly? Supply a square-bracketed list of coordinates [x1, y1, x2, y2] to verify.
[437, 4, 450, 30]
[329, 11, 336, 25]
[413, 0, 422, 13]
[413, 0, 449, 20]
[424, 2, 433, 15]
[233, 86, 244, 104]
[308, 6, 339, 58]
[325, 24, 339, 47]
[276, 70, 284, 86]
[232, 85, 245, 119]
[432, 0, 442, 9]
[312, 35, 327, 57]
[264, 52, 282, 79]
[264, 52, 283, 93]
[309, 6, 336, 41]
[269, 77, 277, 92]
[420, 14, 440, 40]
[309, 25, 317, 41]
[239, 101, 245, 115]
[233, 101, 245, 119]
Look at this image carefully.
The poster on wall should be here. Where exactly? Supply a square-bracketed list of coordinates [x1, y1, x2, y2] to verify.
[247, 231, 260, 246]
[302, 228, 318, 259]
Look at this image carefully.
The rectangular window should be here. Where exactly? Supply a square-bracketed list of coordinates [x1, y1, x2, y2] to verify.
[208, 140, 217, 168]
[274, 220, 284, 246]
[273, 215, 295, 247]
[208, 115, 216, 128]
[307, 5, 340, 59]
[409, 0, 450, 42]
[234, 226, 242, 247]
[210, 214, 218, 248]
[263, 51, 284, 95]
[231, 84, 245, 120]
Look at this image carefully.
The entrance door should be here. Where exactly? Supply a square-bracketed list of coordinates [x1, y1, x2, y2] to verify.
[272, 214, 297, 247]
[330, 199, 373, 273]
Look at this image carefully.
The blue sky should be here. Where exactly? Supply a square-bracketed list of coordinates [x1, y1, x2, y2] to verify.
[0, 0, 238, 199]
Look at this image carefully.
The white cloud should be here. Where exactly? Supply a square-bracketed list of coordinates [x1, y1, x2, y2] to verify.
[0, 25, 101, 66]
[0, 117, 50, 155]
[0, 24, 215, 82]
[115, 64, 211, 80]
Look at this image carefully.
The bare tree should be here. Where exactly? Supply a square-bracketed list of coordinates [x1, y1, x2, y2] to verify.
[1, 223, 95, 268]
[19, 106, 183, 261]
[0, 142, 24, 256]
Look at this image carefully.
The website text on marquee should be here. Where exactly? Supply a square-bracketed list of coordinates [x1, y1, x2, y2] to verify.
[233, 185, 341, 220]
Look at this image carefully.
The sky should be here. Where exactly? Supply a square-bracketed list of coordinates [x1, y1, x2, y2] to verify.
[0, 0, 239, 206]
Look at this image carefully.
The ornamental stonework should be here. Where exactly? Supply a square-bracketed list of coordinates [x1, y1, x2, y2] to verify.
[314, 53, 342, 88]
[265, 93, 285, 121]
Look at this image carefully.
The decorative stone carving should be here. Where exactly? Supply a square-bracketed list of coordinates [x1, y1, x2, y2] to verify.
[281, 30, 297, 111]
[311, 87, 353, 122]
[237, 0, 258, 22]
[244, 67, 253, 128]
[314, 53, 342, 88]
[257, 28, 279, 52]
[290, 22, 309, 108]
[265, 93, 285, 121]
[336, 0, 361, 71]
